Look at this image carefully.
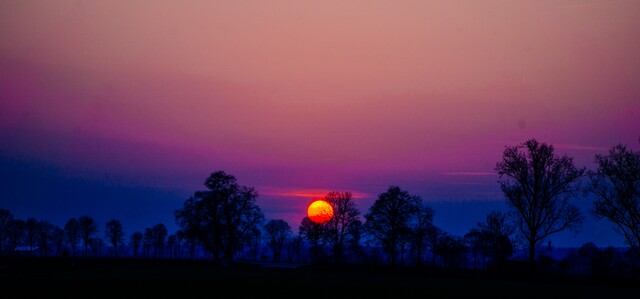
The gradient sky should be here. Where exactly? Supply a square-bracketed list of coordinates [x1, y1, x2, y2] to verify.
[1, 0, 639, 248]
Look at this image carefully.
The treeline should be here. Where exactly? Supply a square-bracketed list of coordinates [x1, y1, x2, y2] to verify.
[1, 138, 639, 280]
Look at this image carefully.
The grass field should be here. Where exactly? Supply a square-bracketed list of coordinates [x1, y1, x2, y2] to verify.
[1, 257, 638, 297]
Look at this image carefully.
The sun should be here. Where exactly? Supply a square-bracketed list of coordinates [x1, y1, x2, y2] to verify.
[307, 199, 334, 224]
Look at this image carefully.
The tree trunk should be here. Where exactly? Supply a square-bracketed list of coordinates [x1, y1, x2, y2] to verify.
[528, 239, 536, 272]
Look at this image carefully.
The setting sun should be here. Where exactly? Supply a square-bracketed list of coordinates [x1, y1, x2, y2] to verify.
[307, 199, 334, 224]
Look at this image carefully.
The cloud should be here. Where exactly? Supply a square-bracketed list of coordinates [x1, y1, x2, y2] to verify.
[443, 172, 496, 176]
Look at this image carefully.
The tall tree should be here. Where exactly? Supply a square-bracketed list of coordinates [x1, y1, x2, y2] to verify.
[364, 186, 421, 266]
[78, 216, 98, 257]
[589, 142, 640, 255]
[143, 228, 153, 257]
[151, 223, 168, 258]
[129, 232, 143, 258]
[496, 139, 585, 269]
[465, 211, 514, 269]
[175, 170, 264, 265]
[64, 218, 80, 257]
[0, 209, 14, 257]
[323, 191, 361, 264]
[51, 227, 65, 256]
[264, 219, 291, 263]
[37, 221, 55, 257]
[105, 219, 125, 258]
[25, 217, 39, 255]
[410, 203, 435, 266]
[6, 219, 26, 255]
[299, 216, 326, 263]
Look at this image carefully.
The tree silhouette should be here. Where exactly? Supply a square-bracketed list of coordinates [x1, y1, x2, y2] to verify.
[364, 186, 421, 266]
[129, 232, 143, 258]
[51, 227, 64, 256]
[6, 219, 25, 255]
[465, 211, 514, 269]
[167, 234, 177, 258]
[151, 223, 168, 258]
[496, 139, 585, 270]
[143, 228, 153, 257]
[323, 191, 361, 264]
[589, 141, 640, 255]
[409, 202, 435, 267]
[175, 170, 264, 265]
[78, 216, 98, 257]
[64, 218, 80, 257]
[264, 219, 291, 263]
[299, 216, 326, 263]
[37, 220, 55, 257]
[434, 233, 467, 269]
[0, 209, 14, 257]
[25, 217, 39, 256]
[105, 219, 125, 258]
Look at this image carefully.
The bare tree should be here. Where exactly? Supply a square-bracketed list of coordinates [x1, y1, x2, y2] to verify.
[129, 232, 143, 258]
[151, 223, 168, 258]
[37, 221, 55, 257]
[167, 234, 177, 258]
[64, 218, 80, 257]
[465, 211, 515, 269]
[51, 227, 64, 256]
[0, 209, 14, 257]
[143, 228, 153, 258]
[175, 171, 264, 265]
[410, 203, 435, 266]
[6, 219, 25, 255]
[323, 191, 361, 264]
[364, 186, 421, 266]
[25, 217, 39, 255]
[264, 219, 291, 263]
[299, 216, 326, 263]
[105, 219, 125, 258]
[496, 139, 585, 269]
[589, 142, 640, 255]
[78, 216, 98, 257]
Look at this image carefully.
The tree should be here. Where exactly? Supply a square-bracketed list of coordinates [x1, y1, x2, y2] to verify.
[299, 216, 326, 263]
[589, 142, 640, 255]
[167, 234, 177, 258]
[465, 211, 514, 269]
[496, 139, 585, 269]
[175, 170, 264, 265]
[37, 221, 55, 257]
[0, 209, 14, 257]
[434, 233, 467, 269]
[264, 219, 291, 263]
[105, 219, 125, 258]
[51, 227, 65, 256]
[323, 191, 361, 264]
[78, 216, 98, 257]
[151, 223, 168, 258]
[364, 186, 421, 266]
[25, 217, 39, 255]
[129, 232, 143, 258]
[410, 203, 435, 266]
[143, 228, 153, 257]
[64, 218, 80, 257]
[6, 219, 25, 255]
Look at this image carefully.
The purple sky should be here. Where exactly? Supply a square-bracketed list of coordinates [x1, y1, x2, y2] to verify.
[1, 0, 639, 247]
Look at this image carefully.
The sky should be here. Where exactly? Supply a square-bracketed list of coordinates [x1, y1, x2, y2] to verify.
[1, 0, 639, 248]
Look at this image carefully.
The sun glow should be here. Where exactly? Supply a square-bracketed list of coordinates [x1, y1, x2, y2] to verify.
[307, 199, 334, 224]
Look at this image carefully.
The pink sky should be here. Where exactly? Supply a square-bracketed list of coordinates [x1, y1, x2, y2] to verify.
[1, 1, 640, 239]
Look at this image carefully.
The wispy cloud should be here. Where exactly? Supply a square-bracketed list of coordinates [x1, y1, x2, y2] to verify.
[258, 186, 372, 199]
[443, 172, 496, 176]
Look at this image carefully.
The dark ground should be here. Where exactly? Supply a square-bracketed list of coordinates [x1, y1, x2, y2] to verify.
[1, 257, 638, 298]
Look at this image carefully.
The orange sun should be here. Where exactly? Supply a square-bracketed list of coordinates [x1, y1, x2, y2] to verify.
[307, 199, 334, 224]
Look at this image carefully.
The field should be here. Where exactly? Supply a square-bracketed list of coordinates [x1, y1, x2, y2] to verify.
[1, 257, 638, 297]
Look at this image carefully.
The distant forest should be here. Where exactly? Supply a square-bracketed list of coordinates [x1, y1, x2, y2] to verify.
[1, 138, 639, 281]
